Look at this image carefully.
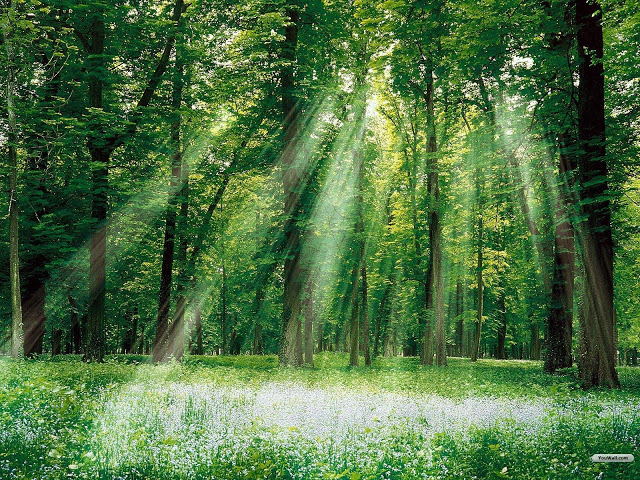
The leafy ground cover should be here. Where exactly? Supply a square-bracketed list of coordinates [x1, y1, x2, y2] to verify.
[0, 354, 639, 479]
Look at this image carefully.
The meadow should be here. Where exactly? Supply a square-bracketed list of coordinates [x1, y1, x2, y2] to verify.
[0, 354, 639, 480]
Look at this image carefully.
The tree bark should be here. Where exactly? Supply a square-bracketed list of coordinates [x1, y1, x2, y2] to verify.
[152, 121, 182, 361]
[4, 15, 23, 357]
[169, 55, 188, 362]
[349, 262, 360, 367]
[84, 11, 108, 363]
[362, 253, 370, 366]
[496, 283, 507, 359]
[455, 278, 464, 357]
[545, 145, 576, 372]
[193, 307, 203, 355]
[221, 261, 227, 355]
[575, 0, 619, 388]
[471, 213, 484, 362]
[425, 64, 446, 367]
[303, 278, 314, 365]
[253, 323, 263, 355]
[280, 7, 303, 366]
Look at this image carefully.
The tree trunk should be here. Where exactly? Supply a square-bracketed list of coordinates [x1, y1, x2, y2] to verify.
[22, 279, 45, 356]
[51, 329, 62, 356]
[471, 213, 484, 362]
[303, 278, 314, 365]
[317, 320, 324, 352]
[530, 314, 541, 360]
[190, 307, 201, 355]
[496, 283, 507, 359]
[67, 295, 82, 354]
[455, 278, 464, 357]
[575, 0, 619, 388]
[253, 323, 263, 355]
[221, 262, 227, 354]
[422, 64, 446, 367]
[153, 56, 184, 362]
[5, 20, 23, 357]
[280, 7, 303, 366]
[84, 12, 108, 363]
[362, 256, 370, 366]
[170, 55, 187, 362]
[544, 150, 575, 372]
[349, 262, 360, 367]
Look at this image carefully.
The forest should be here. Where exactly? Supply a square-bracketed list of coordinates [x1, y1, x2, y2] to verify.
[1, 0, 640, 479]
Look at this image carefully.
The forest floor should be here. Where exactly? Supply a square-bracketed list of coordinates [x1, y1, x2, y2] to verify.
[0, 353, 639, 480]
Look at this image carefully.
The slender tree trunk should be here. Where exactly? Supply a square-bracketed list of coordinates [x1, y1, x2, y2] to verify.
[152, 135, 181, 361]
[349, 262, 360, 367]
[374, 284, 390, 359]
[455, 278, 464, 357]
[471, 213, 484, 362]
[253, 323, 263, 355]
[575, 0, 619, 388]
[422, 64, 446, 367]
[67, 295, 82, 354]
[169, 55, 187, 362]
[193, 307, 203, 355]
[317, 320, 324, 352]
[221, 261, 227, 354]
[5, 20, 23, 356]
[362, 255, 370, 366]
[496, 282, 507, 359]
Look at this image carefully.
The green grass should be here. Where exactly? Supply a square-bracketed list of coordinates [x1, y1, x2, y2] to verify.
[0, 353, 639, 479]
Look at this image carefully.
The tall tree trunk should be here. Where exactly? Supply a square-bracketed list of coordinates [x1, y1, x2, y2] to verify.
[426, 64, 446, 366]
[373, 284, 390, 359]
[169, 56, 187, 362]
[5, 16, 23, 357]
[349, 262, 360, 367]
[84, 12, 108, 362]
[471, 213, 484, 362]
[362, 254, 370, 366]
[152, 113, 182, 361]
[221, 261, 227, 355]
[280, 7, 303, 366]
[575, 0, 619, 388]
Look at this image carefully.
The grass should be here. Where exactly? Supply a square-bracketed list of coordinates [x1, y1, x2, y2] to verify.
[0, 353, 639, 479]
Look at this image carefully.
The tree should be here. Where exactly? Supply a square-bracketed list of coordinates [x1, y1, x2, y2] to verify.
[280, 5, 303, 366]
[575, 0, 619, 388]
[2, 0, 23, 357]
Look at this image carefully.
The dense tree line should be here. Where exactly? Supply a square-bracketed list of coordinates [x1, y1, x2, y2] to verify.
[1, 0, 638, 387]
